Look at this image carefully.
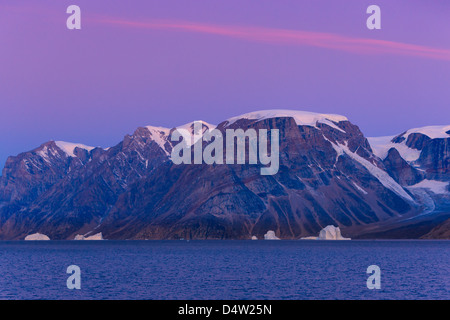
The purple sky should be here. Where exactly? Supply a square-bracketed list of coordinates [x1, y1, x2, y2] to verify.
[1, 0, 449, 169]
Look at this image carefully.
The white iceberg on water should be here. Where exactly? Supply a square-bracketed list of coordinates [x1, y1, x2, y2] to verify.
[24, 233, 50, 241]
[264, 230, 280, 240]
[74, 232, 104, 240]
[318, 225, 351, 240]
[301, 225, 351, 240]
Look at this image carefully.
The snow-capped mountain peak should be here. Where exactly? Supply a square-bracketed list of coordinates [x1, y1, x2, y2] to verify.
[225, 109, 348, 132]
[1, 111, 448, 240]
[144, 126, 171, 154]
[174, 120, 216, 132]
[172, 120, 216, 146]
[54, 141, 96, 157]
[368, 125, 450, 162]
[368, 135, 421, 162]
[397, 125, 450, 140]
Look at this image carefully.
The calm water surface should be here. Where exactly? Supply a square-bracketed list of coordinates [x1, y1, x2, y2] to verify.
[0, 240, 448, 300]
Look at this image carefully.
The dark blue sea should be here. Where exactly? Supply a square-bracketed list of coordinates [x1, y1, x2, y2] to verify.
[0, 240, 448, 300]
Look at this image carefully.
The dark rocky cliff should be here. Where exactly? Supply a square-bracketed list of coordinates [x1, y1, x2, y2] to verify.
[0, 111, 448, 240]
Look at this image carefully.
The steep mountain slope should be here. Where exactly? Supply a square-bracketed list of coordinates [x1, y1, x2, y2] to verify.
[368, 125, 450, 182]
[365, 126, 450, 238]
[0, 141, 101, 226]
[0, 110, 448, 240]
[421, 217, 450, 239]
[0, 141, 95, 205]
[98, 114, 417, 239]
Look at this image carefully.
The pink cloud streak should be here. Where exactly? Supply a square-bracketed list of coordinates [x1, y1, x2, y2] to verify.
[95, 17, 450, 61]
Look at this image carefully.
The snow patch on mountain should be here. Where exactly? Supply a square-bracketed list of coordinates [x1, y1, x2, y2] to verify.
[352, 181, 368, 195]
[37, 145, 60, 162]
[145, 121, 216, 151]
[145, 126, 171, 155]
[176, 120, 216, 132]
[400, 125, 450, 140]
[226, 109, 347, 132]
[174, 120, 217, 146]
[55, 141, 95, 157]
[368, 136, 421, 162]
[408, 180, 449, 195]
[368, 125, 449, 162]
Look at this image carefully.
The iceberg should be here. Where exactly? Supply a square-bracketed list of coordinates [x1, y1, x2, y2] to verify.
[264, 230, 280, 240]
[251, 236, 258, 240]
[301, 225, 351, 240]
[74, 232, 104, 240]
[318, 225, 351, 240]
[24, 233, 50, 241]
[300, 236, 319, 240]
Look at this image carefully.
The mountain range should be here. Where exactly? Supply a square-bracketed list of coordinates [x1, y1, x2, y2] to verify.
[0, 110, 449, 240]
